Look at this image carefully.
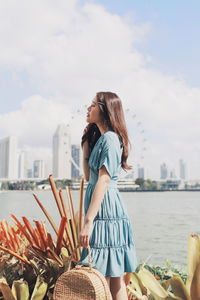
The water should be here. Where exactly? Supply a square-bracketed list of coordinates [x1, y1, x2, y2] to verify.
[1, 190, 199, 269]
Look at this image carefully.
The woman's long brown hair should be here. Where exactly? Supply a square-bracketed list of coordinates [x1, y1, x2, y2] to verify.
[82, 92, 132, 170]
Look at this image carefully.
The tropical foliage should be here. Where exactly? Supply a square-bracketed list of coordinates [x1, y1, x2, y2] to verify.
[0, 175, 84, 299]
[126, 235, 200, 300]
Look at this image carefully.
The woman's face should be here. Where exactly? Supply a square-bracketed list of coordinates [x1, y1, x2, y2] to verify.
[86, 97, 102, 124]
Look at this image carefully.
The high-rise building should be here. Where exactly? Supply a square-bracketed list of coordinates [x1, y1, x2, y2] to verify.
[169, 168, 176, 179]
[0, 136, 18, 179]
[160, 163, 168, 179]
[53, 124, 71, 179]
[179, 159, 186, 179]
[33, 160, 45, 178]
[137, 164, 145, 179]
[18, 150, 28, 179]
[27, 169, 33, 178]
[71, 144, 80, 178]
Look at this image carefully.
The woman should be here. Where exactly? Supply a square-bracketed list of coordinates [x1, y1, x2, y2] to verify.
[78, 92, 137, 300]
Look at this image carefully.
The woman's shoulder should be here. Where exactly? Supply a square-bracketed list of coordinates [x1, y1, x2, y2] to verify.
[102, 130, 117, 140]
[101, 131, 121, 147]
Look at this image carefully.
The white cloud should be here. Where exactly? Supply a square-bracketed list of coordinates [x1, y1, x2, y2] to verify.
[0, 0, 199, 179]
[0, 0, 149, 102]
[0, 94, 87, 173]
[0, 95, 71, 146]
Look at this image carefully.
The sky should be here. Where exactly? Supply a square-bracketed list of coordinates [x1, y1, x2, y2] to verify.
[0, 0, 199, 180]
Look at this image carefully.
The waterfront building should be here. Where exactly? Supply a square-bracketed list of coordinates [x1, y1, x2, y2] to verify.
[71, 144, 80, 178]
[179, 159, 186, 179]
[18, 150, 28, 179]
[33, 160, 45, 178]
[53, 124, 71, 179]
[71, 178, 139, 191]
[0, 136, 18, 179]
[124, 169, 134, 179]
[160, 162, 168, 179]
[159, 178, 181, 190]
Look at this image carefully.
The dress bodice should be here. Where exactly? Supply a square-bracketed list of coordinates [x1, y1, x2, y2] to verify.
[88, 131, 123, 186]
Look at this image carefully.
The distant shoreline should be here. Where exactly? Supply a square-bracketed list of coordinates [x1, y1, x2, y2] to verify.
[1, 189, 200, 193]
[120, 189, 200, 192]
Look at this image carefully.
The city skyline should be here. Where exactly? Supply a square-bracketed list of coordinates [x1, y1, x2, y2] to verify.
[0, 126, 83, 180]
[0, 129, 191, 181]
[0, 1, 199, 179]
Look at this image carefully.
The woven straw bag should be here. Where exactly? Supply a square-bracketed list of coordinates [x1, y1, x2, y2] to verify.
[53, 245, 112, 300]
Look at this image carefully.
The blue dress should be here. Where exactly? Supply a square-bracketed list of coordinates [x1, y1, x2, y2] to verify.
[78, 131, 137, 277]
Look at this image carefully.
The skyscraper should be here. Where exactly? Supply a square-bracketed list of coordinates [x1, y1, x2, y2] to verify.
[53, 124, 71, 179]
[137, 164, 145, 179]
[160, 163, 168, 179]
[71, 144, 80, 178]
[179, 159, 186, 179]
[169, 168, 176, 179]
[18, 150, 28, 179]
[0, 136, 18, 179]
[33, 160, 45, 178]
[27, 169, 33, 178]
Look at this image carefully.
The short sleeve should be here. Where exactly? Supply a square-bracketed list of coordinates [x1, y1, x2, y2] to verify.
[98, 135, 119, 178]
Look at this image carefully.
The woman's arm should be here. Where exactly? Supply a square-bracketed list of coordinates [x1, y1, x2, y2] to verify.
[82, 140, 90, 182]
[85, 166, 110, 222]
[79, 166, 110, 248]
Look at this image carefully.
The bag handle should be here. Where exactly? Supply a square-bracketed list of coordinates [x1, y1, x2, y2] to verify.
[70, 244, 93, 270]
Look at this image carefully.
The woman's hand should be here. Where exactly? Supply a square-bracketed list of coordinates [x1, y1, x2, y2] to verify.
[79, 220, 93, 248]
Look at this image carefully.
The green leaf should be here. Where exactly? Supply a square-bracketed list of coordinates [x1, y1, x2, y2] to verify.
[130, 272, 147, 296]
[12, 280, 30, 300]
[0, 277, 15, 300]
[186, 234, 200, 294]
[138, 268, 176, 300]
[30, 276, 47, 300]
[170, 275, 191, 300]
[190, 261, 200, 300]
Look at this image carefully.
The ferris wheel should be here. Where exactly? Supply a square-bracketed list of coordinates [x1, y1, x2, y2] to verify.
[65, 104, 148, 177]
[65, 105, 88, 175]
[125, 108, 148, 165]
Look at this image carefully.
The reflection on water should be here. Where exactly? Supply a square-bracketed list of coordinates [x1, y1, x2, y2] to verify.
[1, 190, 200, 268]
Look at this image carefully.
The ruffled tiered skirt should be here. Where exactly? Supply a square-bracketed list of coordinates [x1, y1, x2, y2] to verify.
[77, 182, 137, 277]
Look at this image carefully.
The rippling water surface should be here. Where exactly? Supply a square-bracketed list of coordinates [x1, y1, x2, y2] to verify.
[1, 190, 199, 268]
